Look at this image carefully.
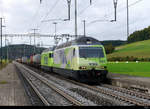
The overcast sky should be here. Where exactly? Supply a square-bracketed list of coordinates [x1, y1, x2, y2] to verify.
[0, 0, 150, 48]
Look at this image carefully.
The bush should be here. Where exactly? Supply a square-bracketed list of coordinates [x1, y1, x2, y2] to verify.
[108, 56, 150, 62]
[104, 44, 115, 54]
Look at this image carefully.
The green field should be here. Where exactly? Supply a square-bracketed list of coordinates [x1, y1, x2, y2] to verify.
[107, 62, 150, 77]
[107, 40, 150, 58]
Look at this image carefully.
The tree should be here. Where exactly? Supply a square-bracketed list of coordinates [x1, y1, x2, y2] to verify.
[127, 26, 150, 43]
[104, 44, 115, 54]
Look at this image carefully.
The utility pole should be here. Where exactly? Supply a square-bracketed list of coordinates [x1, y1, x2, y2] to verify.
[0, 18, 5, 64]
[7, 42, 9, 62]
[53, 22, 57, 45]
[42, 20, 62, 46]
[113, 0, 118, 21]
[5, 34, 7, 62]
[31, 29, 39, 54]
[53, 22, 58, 45]
[75, 0, 77, 38]
[29, 35, 31, 56]
[82, 20, 86, 37]
[90, 0, 92, 5]
[53, 22, 57, 36]
[0, 18, 2, 64]
[74, 0, 92, 38]
[127, 0, 129, 38]
[6, 39, 9, 63]
[67, 0, 71, 20]
[29, 35, 31, 45]
[24, 44, 25, 57]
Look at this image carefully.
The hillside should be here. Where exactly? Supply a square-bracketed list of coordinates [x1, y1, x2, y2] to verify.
[0, 44, 46, 60]
[107, 39, 150, 58]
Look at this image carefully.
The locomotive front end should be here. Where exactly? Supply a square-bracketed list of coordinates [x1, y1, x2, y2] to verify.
[78, 45, 108, 82]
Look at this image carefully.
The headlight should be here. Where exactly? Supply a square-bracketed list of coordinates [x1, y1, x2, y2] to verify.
[79, 66, 86, 69]
[101, 66, 107, 69]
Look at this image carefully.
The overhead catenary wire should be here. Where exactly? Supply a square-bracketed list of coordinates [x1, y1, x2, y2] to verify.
[30, 0, 145, 43]
[86, 0, 144, 27]
[78, 5, 91, 17]
[37, 0, 61, 29]
[27, 3, 42, 33]
[36, 0, 66, 46]
[41, 0, 60, 21]
[84, 0, 145, 40]
[128, 0, 143, 7]
[37, 0, 92, 38]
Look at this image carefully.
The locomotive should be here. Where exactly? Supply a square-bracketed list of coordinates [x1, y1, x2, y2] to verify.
[18, 36, 108, 83]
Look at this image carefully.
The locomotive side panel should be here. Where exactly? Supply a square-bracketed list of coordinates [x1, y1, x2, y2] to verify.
[53, 46, 78, 70]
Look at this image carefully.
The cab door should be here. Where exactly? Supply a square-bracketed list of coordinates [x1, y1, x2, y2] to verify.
[72, 48, 78, 70]
[48, 53, 53, 67]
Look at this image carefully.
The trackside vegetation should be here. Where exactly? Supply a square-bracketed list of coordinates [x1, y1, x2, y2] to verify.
[107, 62, 150, 77]
[0, 60, 9, 70]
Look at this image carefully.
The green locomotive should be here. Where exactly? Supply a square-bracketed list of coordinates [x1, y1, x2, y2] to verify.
[41, 37, 108, 82]
[41, 47, 54, 72]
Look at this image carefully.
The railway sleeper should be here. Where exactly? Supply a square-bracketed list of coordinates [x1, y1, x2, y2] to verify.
[104, 85, 150, 100]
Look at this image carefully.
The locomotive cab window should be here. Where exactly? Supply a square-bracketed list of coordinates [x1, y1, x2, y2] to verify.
[79, 47, 104, 58]
[51, 53, 53, 58]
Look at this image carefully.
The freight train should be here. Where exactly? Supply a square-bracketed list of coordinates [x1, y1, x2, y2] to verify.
[16, 36, 108, 83]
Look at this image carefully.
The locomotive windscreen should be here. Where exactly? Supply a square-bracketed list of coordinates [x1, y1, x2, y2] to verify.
[79, 47, 104, 58]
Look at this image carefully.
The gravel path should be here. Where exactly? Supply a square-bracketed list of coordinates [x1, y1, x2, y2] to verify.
[0, 63, 30, 106]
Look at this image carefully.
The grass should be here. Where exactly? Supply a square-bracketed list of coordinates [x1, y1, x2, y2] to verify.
[0, 81, 8, 84]
[106, 40, 150, 77]
[0, 60, 9, 70]
[107, 62, 150, 77]
[107, 40, 150, 58]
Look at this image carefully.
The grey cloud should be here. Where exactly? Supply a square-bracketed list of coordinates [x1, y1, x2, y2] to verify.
[1, 0, 150, 47]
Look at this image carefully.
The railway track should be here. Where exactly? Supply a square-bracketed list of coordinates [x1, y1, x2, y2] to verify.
[15, 62, 150, 106]
[95, 86, 150, 106]
[15, 62, 84, 106]
[102, 84, 150, 100]
[62, 78, 150, 106]
[36, 67, 150, 106]
[20, 70, 51, 106]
